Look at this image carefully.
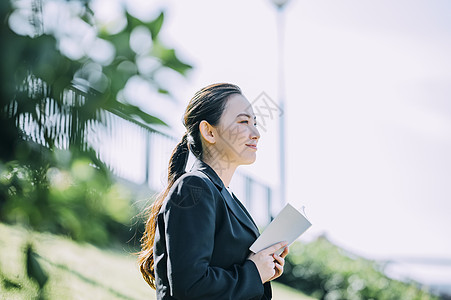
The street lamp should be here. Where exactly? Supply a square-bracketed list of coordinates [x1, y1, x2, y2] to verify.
[270, 0, 290, 214]
[271, 0, 291, 9]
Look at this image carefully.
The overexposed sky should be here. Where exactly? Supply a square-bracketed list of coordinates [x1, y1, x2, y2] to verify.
[95, 0, 451, 285]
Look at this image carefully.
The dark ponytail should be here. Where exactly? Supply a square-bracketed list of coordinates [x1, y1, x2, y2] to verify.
[138, 83, 242, 289]
[168, 132, 189, 183]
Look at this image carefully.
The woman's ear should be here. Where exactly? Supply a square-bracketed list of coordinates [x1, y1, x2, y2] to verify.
[199, 120, 216, 144]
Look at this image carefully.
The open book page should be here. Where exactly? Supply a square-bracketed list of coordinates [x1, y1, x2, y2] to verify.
[249, 203, 312, 255]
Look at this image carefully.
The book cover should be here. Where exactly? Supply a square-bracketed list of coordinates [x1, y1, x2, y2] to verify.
[249, 203, 312, 254]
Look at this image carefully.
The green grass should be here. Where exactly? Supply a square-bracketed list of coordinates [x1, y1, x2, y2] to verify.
[272, 281, 316, 300]
[0, 223, 315, 299]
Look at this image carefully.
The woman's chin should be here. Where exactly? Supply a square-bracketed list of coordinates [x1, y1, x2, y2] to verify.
[240, 154, 257, 165]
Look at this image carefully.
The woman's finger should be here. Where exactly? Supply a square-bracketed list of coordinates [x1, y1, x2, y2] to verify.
[261, 241, 288, 256]
[273, 254, 285, 266]
[280, 246, 289, 258]
[271, 263, 283, 280]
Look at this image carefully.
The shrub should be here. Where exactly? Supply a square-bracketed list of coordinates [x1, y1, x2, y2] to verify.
[277, 236, 438, 300]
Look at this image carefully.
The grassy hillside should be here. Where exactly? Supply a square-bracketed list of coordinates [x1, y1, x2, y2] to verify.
[0, 223, 314, 300]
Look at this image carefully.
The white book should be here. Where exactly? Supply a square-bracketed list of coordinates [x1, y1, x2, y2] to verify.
[249, 203, 312, 255]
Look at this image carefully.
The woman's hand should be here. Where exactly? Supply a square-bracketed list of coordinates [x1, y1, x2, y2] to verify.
[247, 242, 289, 283]
[267, 246, 289, 281]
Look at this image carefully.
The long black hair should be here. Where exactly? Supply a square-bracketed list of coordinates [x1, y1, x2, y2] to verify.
[138, 83, 242, 288]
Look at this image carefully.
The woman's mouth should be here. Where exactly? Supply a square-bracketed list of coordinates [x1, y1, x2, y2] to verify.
[246, 144, 257, 150]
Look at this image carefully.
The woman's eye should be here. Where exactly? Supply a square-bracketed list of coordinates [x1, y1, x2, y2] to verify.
[240, 120, 249, 124]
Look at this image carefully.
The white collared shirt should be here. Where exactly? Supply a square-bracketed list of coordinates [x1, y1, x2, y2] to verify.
[225, 186, 234, 198]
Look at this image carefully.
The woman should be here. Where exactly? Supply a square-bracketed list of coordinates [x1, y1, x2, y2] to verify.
[138, 83, 288, 300]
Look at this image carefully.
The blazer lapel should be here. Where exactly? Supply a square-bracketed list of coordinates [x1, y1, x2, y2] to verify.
[231, 191, 260, 235]
[220, 188, 260, 239]
[190, 158, 260, 239]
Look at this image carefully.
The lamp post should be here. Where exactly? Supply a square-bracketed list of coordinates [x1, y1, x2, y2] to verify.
[270, 0, 290, 213]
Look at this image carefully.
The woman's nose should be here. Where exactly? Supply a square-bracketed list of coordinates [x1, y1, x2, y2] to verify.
[251, 126, 260, 140]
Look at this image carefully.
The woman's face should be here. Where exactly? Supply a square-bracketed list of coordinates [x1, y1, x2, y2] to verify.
[213, 94, 261, 166]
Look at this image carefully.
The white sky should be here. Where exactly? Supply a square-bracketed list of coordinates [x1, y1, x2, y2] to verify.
[94, 0, 451, 285]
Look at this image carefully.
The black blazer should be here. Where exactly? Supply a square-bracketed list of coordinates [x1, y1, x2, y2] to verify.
[154, 158, 272, 300]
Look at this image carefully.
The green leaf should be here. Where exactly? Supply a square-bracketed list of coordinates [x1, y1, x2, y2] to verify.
[105, 100, 167, 126]
[148, 12, 164, 40]
[25, 243, 48, 289]
[103, 31, 134, 61]
[80, 3, 95, 26]
[152, 42, 193, 76]
[2, 278, 22, 290]
[125, 11, 164, 40]
[158, 87, 170, 95]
